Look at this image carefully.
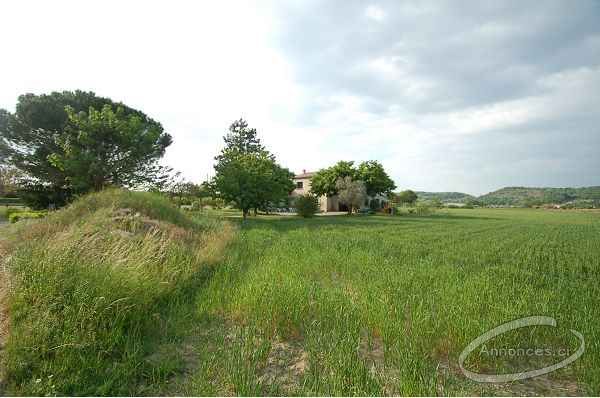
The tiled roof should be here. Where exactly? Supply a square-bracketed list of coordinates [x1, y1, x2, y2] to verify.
[294, 171, 315, 179]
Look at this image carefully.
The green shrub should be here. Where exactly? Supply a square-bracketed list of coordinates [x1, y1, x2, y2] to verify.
[200, 197, 226, 209]
[0, 197, 23, 206]
[17, 183, 72, 210]
[4, 207, 27, 220]
[294, 194, 319, 218]
[415, 202, 436, 215]
[8, 210, 47, 223]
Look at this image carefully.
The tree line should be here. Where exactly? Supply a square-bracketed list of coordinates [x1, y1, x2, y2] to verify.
[207, 120, 397, 218]
[1, 90, 398, 217]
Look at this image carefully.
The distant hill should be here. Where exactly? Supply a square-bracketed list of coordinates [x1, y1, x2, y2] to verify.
[478, 186, 600, 206]
[414, 187, 600, 207]
[416, 191, 475, 204]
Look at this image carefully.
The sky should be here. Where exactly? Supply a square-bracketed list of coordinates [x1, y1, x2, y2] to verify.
[1, 0, 599, 195]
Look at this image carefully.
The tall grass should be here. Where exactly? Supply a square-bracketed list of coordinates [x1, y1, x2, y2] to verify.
[1, 189, 234, 395]
[2, 200, 599, 395]
[182, 209, 600, 395]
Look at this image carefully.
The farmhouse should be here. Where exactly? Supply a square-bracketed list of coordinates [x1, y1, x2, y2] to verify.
[291, 170, 389, 212]
[291, 170, 340, 212]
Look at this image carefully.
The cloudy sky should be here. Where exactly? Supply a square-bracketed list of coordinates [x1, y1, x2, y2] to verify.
[2, 1, 599, 195]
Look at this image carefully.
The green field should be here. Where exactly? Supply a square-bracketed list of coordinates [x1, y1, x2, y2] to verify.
[178, 208, 599, 395]
[1, 193, 599, 395]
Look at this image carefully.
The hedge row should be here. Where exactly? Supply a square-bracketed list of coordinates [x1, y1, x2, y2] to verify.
[0, 197, 23, 206]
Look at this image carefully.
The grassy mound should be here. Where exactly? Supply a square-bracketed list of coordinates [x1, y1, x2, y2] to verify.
[0, 189, 234, 395]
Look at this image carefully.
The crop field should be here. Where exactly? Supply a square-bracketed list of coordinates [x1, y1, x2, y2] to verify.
[177, 208, 600, 395]
[1, 193, 599, 396]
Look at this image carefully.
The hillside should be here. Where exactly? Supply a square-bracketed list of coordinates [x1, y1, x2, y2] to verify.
[415, 186, 600, 207]
[478, 186, 600, 206]
[416, 191, 475, 203]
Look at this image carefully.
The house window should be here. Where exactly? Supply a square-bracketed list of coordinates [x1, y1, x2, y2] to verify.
[296, 181, 303, 189]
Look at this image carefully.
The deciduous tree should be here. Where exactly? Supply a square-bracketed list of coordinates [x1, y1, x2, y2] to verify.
[0, 165, 23, 197]
[357, 160, 396, 196]
[310, 161, 357, 197]
[311, 160, 395, 198]
[396, 189, 418, 205]
[212, 119, 293, 219]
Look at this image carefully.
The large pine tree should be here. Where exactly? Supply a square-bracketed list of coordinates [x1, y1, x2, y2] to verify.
[0, 91, 172, 208]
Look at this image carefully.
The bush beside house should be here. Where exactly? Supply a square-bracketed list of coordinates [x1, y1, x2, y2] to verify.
[294, 194, 319, 218]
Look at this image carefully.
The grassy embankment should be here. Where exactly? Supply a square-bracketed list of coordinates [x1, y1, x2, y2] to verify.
[1, 197, 599, 395]
[0, 189, 234, 395]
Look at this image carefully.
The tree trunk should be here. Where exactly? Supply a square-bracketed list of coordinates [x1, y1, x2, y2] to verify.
[243, 208, 248, 220]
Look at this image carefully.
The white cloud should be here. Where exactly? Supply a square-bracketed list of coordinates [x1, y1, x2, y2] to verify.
[1, 1, 599, 195]
[365, 5, 386, 21]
